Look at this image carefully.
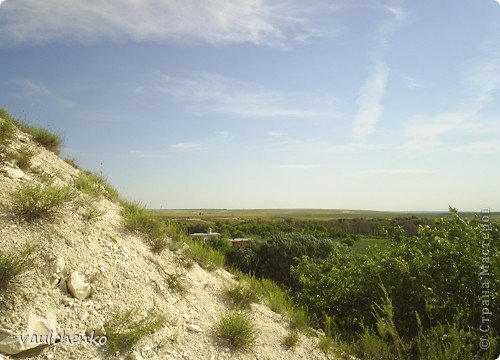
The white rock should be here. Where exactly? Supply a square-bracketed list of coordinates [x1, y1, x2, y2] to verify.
[126, 351, 143, 360]
[66, 271, 91, 300]
[0, 313, 58, 355]
[186, 324, 203, 333]
[0, 167, 26, 180]
[51, 258, 66, 276]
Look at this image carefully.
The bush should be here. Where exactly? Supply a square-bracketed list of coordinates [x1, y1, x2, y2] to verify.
[184, 239, 225, 270]
[291, 209, 500, 358]
[27, 126, 62, 154]
[283, 331, 300, 349]
[217, 311, 257, 350]
[0, 108, 63, 154]
[121, 201, 168, 253]
[0, 244, 38, 289]
[10, 147, 35, 170]
[104, 308, 165, 352]
[74, 171, 119, 201]
[0, 118, 15, 146]
[225, 281, 260, 309]
[10, 183, 72, 220]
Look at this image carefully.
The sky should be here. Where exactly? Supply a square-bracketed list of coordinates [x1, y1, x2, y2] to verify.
[0, 0, 499, 212]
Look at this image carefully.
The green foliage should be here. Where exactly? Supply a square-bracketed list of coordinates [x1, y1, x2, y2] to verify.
[0, 244, 38, 289]
[226, 232, 340, 290]
[225, 281, 260, 309]
[11, 147, 35, 170]
[104, 308, 165, 352]
[74, 171, 119, 201]
[283, 330, 300, 349]
[184, 239, 225, 270]
[10, 183, 72, 220]
[121, 201, 168, 253]
[258, 278, 290, 315]
[0, 117, 15, 146]
[80, 201, 105, 221]
[63, 157, 80, 169]
[291, 210, 500, 358]
[288, 305, 312, 331]
[26, 126, 62, 154]
[216, 311, 257, 350]
[0, 107, 62, 154]
[165, 272, 187, 295]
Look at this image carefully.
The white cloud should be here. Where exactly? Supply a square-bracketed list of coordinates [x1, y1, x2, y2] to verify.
[403, 37, 500, 152]
[268, 131, 283, 138]
[352, 63, 388, 139]
[170, 142, 202, 150]
[276, 164, 320, 169]
[0, 0, 316, 47]
[450, 141, 500, 155]
[158, 72, 325, 118]
[403, 76, 426, 90]
[11, 79, 51, 96]
[352, 6, 407, 140]
[495, 0, 500, 6]
[369, 169, 434, 174]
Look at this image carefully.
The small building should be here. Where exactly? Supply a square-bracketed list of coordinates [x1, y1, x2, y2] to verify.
[229, 238, 252, 247]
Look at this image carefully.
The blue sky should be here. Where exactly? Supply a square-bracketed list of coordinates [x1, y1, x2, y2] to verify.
[1, 0, 499, 211]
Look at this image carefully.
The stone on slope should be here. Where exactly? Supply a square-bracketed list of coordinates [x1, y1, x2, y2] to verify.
[66, 271, 91, 300]
[0, 313, 57, 355]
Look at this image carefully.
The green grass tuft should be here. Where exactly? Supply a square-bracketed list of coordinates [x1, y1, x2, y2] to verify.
[217, 311, 257, 350]
[184, 239, 225, 271]
[104, 308, 165, 352]
[283, 330, 300, 349]
[225, 281, 260, 309]
[121, 201, 169, 252]
[10, 183, 72, 220]
[74, 171, 119, 201]
[10, 147, 35, 170]
[0, 244, 38, 289]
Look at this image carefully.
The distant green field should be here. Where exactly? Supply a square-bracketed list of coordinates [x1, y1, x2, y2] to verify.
[350, 237, 391, 255]
[149, 208, 496, 221]
[150, 208, 453, 220]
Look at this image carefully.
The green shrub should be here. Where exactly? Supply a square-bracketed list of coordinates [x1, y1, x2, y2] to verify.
[104, 308, 165, 352]
[217, 311, 257, 350]
[63, 157, 80, 169]
[259, 278, 290, 315]
[28, 126, 62, 154]
[0, 108, 63, 154]
[74, 171, 119, 201]
[225, 281, 260, 309]
[283, 330, 300, 349]
[81, 202, 105, 221]
[10, 183, 72, 220]
[0, 118, 15, 146]
[11, 147, 35, 170]
[288, 305, 312, 331]
[121, 201, 168, 253]
[0, 244, 38, 289]
[184, 239, 225, 270]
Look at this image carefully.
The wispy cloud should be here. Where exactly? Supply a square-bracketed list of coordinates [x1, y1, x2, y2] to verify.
[450, 141, 500, 155]
[268, 131, 283, 138]
[170, 142, 202, 151]
[11, 79, 51, 96]
[276, 164, 320, 169]
[11, 78, 77, 108]
[403, 76, 426, 90]
[158, 72, 327, 118]
[352, 6, 407, 140]
[368, 168, 435, 174]
[0, 0, 317, 47]
[403, 37, 500, 152]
